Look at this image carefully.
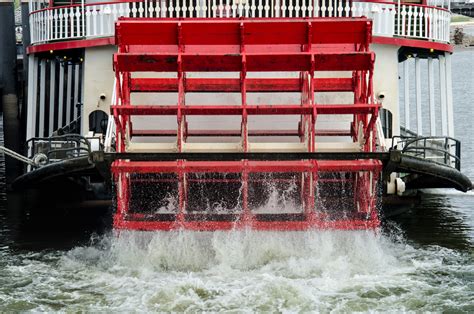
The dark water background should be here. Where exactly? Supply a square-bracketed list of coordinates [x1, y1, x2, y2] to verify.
[0, 49, 472, 312]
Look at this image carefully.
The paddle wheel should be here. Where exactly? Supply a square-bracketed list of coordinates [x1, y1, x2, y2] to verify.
[111, 18, 382, 231]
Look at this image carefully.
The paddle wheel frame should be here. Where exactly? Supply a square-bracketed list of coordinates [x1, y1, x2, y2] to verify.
[111, 18, 382, 231]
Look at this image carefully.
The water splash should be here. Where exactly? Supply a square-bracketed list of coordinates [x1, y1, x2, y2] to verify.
[0, 228, 473, 312]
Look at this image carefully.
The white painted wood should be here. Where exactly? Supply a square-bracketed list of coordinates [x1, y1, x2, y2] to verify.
[428, 57, 436, 136]
[404, 60, 410, 130]
[249, 142, 308, 152]
[400, 5, 406, 36]
[49, 61, 56, 135]
[66, 64, 73, 125]
[439, 54, 447, 136]
[445, 53, 454, 137]
[58, 62, 65, 129]
[415, 57, 422, 135]
[73, 64, 80, 121]
[26, 56, 38, 141]
[80, 62, 85, 135]
[127, 142, 177, 152]
[39, 59, 46, 137]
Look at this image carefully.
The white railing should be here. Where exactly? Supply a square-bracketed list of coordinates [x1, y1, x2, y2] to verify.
[397, 3, 451, 43]
[29, 0, 451, 45]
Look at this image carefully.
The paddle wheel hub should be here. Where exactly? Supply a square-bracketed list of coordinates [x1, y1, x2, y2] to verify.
[111, 18, 382, 231]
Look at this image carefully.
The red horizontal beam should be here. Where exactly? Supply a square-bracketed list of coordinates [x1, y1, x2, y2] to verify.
[111, 159, 382, 174]
[114, 52, 374, 72]
[116, 18, 371, 47]
[318, 160, 382, 172]
[130, 78, 354, 93]
[111, 104, 379, 116]
[114, 216, 379, 231]
[111, 160, 316, 173]
[27, 37, 115, 54]
[131, 129, 351, 137]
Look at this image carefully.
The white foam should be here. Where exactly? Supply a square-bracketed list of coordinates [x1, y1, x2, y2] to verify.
[1, 230, 472, 312]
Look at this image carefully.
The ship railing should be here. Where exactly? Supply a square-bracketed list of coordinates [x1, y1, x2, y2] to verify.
[25, 134, 93, 168]
[29, 0, 451, 45]
[391, 136, 461, 170]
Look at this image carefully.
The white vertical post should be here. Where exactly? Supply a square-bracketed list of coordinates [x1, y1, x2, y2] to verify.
[73, 64, 80, 121]
[82, 0, 85, 38]
[80, 62, 85, 135]
[428, 57, 436, 136]
[26, 55, 38, 141]
[404, 60, 410, 131]
[49, 61, 56, 135]
[58, 62, 65, 128]
[445, 53, 454, 137]
[415, 56, 422, 135]
[39, 59, 46, 137]
[66, 63, 73, 125]
[397, 0, 401, 36]
[439, 54, 447, 136]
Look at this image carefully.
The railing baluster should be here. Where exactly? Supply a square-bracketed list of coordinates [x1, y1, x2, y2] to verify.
[320, 0, 326, 17]
[225, 0, 230, 17]
[280, 0, 286, 17]
[218, 0, 223, 17]
[244, 0, 250, 17]
[76, 6, 81, 38]
[308, 0, 313, 17]
[211, 0, 216, 17]
[418, 7, 424, 38]
[413, 6, 418, 37]
[231, 0, 236, 17]
[64, 8, 69, 39]
[175, 0, 181, 17]
[139, 1, 145, 18]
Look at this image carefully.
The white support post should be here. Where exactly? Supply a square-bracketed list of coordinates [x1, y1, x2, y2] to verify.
[415, 57, 422, 135]
[73, 64, 80, 121]
[38, 59, 46, 137]
[404, 60, 410, 131]
[26, 55, 38, 141]
[445, 53, 454, 137]
[66, 63, 73, 124]
[439, 54, 447, 136]
[58, 62, 65, 128]
[80, 61, 85, 135]
[48, 60, 56, 135]
[428, 57, 436, 136]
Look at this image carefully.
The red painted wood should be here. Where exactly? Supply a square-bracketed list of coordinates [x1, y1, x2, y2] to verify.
[130, 78, 354, 93]
[114, 52, 374, 72]
[111, 104, 379, 115]
[115, 18, 371, 46]
[131, 129, 352, 137]
[27, 37, 115, 54]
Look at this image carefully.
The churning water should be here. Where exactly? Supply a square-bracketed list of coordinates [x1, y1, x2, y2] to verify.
[0, 49, 473, 312]
[0, 227, 473, 312]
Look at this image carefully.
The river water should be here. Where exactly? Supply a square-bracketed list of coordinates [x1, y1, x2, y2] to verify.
[0, 50, 473, 312]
